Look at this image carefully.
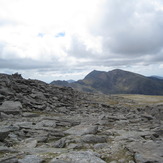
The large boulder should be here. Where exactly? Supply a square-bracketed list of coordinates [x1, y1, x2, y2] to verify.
[0, 101, 22, 115]
[126, 141, 163, 163]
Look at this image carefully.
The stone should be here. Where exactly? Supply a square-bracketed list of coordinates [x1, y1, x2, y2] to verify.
[141, 114, 153, 120]
[22, 112, 40, 117]
[14, 122, 34, 128]
[19, 138, 38, 149]
[49, 160, 71, 163]
[0, 112, 13, 118]
[36, 120, 56, 128]
[94, 143, 109, 150]
[18, 155, 43, 163]
[0, 101, 22, 114]
[53, 151, 106, 163]
[81, 134, 107, 143]
[0, 127, 10, 141]
[53, 138, 66, 148]
[0, 146, 17, 153]
[65, 125, 98, 136]
[0, 157, 18, 163]
[126, 141, 163, 163]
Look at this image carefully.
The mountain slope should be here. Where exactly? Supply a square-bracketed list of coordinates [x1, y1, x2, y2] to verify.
[51, 69, 163, 95]
[79, 69, 163, 94]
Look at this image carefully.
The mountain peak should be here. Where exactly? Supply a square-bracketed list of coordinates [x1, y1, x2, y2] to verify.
[51, 69, 163, 95]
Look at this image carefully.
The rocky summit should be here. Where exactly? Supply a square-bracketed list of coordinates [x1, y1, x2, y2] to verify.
[0, 73, 163, 163]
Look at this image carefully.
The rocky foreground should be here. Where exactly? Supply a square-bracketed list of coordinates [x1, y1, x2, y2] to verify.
[0, 73, 163, 163]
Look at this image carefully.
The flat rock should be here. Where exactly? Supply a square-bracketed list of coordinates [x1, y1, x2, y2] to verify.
[0, 146, 17, 153]
[64, 125, 98, 136]
[49, 160, 71, 163]
[0, 156, 18, 163]
[36, 120, 56, 128]
[52, 151, 106, 163]
[18, 155, 44, 163]
[126, 141, 163, 163]
[22, 112, 40, 117]
[0, 101, 22, 114]
[81, 134, 107, 143]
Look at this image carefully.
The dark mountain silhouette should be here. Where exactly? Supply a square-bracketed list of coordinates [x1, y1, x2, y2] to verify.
[51, 69, 163, 95]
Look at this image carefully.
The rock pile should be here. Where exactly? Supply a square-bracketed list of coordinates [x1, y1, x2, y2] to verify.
[0, 73, 163, 163]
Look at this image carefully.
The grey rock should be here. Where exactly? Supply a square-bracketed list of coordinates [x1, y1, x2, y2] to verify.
[67, 143, 83, 149]
[18, 155, 43, 163]
[18, 138, 38, 149]
[127, 141, 163, 163]
[141, 114, 153, 120]
[0, 112, 13, 119]
[0, 101, 22, 114]
[94, 143, 109, 150]
[22, 112, 40, 117]
[0, 146, 17, 153]
[65, 125, 98, 136]
[14, 122, 34, 128]
[81, 134, 107, 143]
[0, 157, 18, 163]
[53, 151, 106, 163]
[0, 127, 10, 141]
[53, 138, 66, 148]
[49, 160, 71, 163]
[36, 120, 56, 128]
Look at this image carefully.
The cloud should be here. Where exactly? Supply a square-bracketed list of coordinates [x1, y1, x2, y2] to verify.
[0, 0, 163, 81]
[92, 0, 163, 55]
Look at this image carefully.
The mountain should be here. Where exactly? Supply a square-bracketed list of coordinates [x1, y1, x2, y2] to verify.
[51, 80, 70, 87]
[51, 69, 163, 95]
[67, 79, 76, 83]
[51, 79, 75, 87]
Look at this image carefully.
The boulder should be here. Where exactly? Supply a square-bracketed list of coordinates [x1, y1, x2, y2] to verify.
[81, 134, 107, 143]
[0, 101, 22, 114]
[18, 155, 43, 163]
[126, 141, 163, 163]
[36, 120, 56, 128]
[52, 151, 106, 163]
[0, 127, 10, 141]
[64, 125, 98, 136]
[53, 138, 66, 148]
[0, 157, 18, 163]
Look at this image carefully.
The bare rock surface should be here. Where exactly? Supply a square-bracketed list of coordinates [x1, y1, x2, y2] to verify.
[0, 73, 163, 163]
[51, 151, 106, 163]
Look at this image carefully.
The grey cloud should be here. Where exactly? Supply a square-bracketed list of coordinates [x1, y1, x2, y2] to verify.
[93, 0, 163, 55]
[66, 0, 163, 71]
[67, 36, 97, 59]
[0, 58, 52, 70]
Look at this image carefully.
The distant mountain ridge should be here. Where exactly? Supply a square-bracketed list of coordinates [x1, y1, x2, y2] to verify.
[149, 75, 163, 80]
[51, 69, 163, 95]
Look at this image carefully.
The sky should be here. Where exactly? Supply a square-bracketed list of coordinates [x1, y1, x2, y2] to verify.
[0, 0, 163, 83]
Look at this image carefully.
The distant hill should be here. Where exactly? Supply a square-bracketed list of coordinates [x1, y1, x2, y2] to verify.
[149, 75, 163, 80]
[51, 69, 163, 95]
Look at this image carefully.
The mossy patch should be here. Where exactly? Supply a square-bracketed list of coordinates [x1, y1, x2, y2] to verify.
[101, 148, 134, 163]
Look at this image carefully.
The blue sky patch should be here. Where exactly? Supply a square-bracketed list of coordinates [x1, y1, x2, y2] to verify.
[55, 32, 65, 37]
